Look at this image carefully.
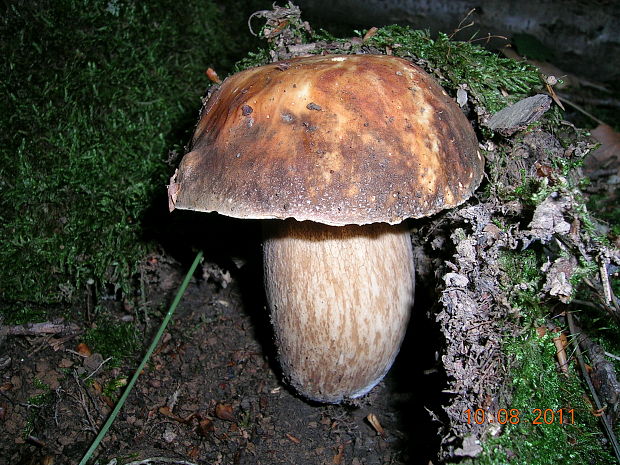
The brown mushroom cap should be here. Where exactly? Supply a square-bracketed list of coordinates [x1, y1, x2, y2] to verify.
[169, 54, 484, 226]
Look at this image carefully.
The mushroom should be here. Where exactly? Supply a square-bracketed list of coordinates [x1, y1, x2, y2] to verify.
[168, 54, 484, 403]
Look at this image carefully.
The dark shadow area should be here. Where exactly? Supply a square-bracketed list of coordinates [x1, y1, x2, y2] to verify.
[296, 0, 620, 84]
[140, 185, 284, 374]
[142, 189, 261, 268]
[387, 271, 446, 465]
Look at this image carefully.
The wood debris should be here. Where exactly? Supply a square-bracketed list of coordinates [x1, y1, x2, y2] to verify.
[366, 413, 385, 437]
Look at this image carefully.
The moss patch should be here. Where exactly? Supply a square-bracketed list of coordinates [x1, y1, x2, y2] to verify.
[83, 319, 140, 362]
[0, 0, 263, 320]
[469, 249, 619, 464]
[480, 331, 615, 465]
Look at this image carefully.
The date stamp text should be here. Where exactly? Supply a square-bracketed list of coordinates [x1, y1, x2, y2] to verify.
[464, 408, 575, 425]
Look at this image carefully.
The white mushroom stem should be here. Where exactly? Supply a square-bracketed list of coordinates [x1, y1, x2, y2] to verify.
[263, 220, 415, 403]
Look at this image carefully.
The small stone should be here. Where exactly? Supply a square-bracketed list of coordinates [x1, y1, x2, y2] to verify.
[163, 427, 177, 443]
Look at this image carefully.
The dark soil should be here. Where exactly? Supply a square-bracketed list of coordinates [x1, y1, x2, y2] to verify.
[0, 243, 443, 465]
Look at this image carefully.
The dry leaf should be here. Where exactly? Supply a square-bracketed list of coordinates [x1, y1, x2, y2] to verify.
[590, 124, 620, 170]
[543, 256, 577, 303]
[188, 446, 200, 459]
[0, 382, 13, 392]
[206, 67, 222, 84]
[215, 403, 235, 422]
[285, 433, 301, 443]
[366, 413, 385, 437]
[158, 405, 198, 424]
[167, 169, 179, 212]
[58, 358, 73, 368]
[197, 418, 215, 437]
[456, 87, 468, 107]
[333, 444, 345, 464]
[453, 435, 483, 457]
[76, 342, 92, 357]
[265, 19, 290, 38]
[528, 196, 571, 243]
[91, 380, 102, 394]
[362, 27, 378, 42]
[553, 332, 569, 375]
[159, 405, 175, 418]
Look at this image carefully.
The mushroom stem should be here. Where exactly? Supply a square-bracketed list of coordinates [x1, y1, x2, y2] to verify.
[263, 220, 415, 403]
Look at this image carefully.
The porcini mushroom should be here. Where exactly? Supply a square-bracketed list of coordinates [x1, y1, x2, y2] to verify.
[168, 54, 484, 403]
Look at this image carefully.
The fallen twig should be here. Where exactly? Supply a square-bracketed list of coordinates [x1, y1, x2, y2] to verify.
[557, 92, 620, 109]
[600, 260, 613, 305]
[247, 2, 302, 37]
[83, 357, 113, 381]
[105, 458, 198, 465]
[1, 320, 81, 337]
[605, 352, 620, 362]
[72, 371, 98, 434]
[552, 332, 569, 375]
[558, 95, 606, 126]
[567, 312, 620, 462]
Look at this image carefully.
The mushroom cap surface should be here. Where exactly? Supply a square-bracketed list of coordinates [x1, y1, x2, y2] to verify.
[169, 54, 484, 226]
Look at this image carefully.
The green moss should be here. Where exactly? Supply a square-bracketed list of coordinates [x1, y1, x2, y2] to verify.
[23, 380, 52, 438]
[479, 331, 615, 465]
[509, 168, 549, 207]
[570, 259, 599, 288]
[499, 250, 545, 323]
[233, 48, 271, 73]
[83, 319, 139, 361]
[0, 0, 262, 317]
[479, 250, 617, 463]
[32, 378, 50, 393]
[2, 305, 53, 325]
[103, 377, 128, 401]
